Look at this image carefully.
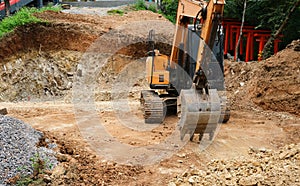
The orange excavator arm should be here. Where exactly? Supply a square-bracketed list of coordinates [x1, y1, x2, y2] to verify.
[170, 0, 225, 79]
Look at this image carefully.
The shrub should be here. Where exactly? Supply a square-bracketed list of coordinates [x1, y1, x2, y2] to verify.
[133, 0, 147, 10]
[0, 6, 61, 38]
[107, 9, 124, 16]
[148, 4, 157, 13]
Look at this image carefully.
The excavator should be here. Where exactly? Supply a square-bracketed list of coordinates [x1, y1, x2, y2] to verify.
[140, 0, 230, 141]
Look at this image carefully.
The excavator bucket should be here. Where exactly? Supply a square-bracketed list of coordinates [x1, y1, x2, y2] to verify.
[178, 88, 221, 141]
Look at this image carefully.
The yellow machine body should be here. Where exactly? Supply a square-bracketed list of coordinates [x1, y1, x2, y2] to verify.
[146, 54, 170, 86]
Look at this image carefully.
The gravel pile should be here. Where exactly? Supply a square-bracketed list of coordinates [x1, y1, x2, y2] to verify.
[0, 115, 58, 185]
[169, 144, 300, 186]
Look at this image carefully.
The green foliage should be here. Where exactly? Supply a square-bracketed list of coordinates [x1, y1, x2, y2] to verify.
[30, 153, 45, 175]
[283, 6, 300, 46]
[0, 6, 61, 38]
[107, 9, 124, 15]
[16, 177, 44, 186]
[133, 0, 147, 10]
[0, 8, 41, 37]
[16, 153, 47, 186]
[39, 4, 62, 12]
[224, 0, 300, 50]
[132, 1, 160, 14]
[160, 0, 178, 23]
[148, 4, 158, 13]
[132, 0, 178, 22]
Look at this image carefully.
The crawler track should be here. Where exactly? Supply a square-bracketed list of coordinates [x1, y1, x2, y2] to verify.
[141, 90, 166, 124]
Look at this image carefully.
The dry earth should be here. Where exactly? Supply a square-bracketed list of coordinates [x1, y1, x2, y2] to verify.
[0, 8, 299, 185]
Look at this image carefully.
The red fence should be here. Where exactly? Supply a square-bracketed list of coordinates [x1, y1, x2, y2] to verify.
[223, 19, 283, 62]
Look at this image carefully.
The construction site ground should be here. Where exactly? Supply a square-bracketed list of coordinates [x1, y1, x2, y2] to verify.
[0, 8, 299, 185]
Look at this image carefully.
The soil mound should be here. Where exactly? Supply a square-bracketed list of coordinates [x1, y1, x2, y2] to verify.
[39, 130, 144, 186]
[225, 40, 300, 116]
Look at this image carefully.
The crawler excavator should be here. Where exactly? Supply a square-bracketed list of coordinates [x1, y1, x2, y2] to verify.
[140, 0, 230, 141]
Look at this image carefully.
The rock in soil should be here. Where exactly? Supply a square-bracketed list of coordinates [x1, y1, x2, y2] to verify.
[170, 143, 300, 185]
[0, 108, 8, 115]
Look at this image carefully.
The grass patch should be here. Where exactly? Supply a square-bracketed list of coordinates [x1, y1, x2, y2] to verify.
[132, 1, 163, 19]
[39, 5, 62, 12]
[15, 152, 50, 186]
[16, 177, 44, 186]
[0, 5, 61, 38]
[107, 9, 124, 16]
[148, 3, 157, 13]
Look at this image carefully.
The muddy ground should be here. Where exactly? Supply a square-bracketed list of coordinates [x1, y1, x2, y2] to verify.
[0, 8, 299, 185]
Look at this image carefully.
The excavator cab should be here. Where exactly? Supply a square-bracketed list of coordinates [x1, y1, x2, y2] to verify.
[145, 50, 170, 89]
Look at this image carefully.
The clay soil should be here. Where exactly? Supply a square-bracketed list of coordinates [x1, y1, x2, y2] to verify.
[0, 8, 299, 185]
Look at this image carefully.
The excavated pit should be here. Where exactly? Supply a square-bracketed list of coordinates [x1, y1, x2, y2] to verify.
[0, 22, 172, 102]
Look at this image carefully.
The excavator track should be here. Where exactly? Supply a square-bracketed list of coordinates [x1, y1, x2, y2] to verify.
[178, 89, 221, 141]
[140, 90, 166, 124]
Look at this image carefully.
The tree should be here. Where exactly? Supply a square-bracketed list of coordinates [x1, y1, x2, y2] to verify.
[4, 0, 10, 16]
[235, 0, 247, 61]
[262, 0, 300, 58]
[159, 0, 300, 57]
[225, 0, 300, 59]
[160, 0, 178, 23]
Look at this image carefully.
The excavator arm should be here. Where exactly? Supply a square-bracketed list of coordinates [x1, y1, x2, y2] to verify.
[170, 0, 225, 90]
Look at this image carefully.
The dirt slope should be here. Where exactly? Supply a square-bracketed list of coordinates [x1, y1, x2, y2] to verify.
[225, 40, 300, 116]
[0, 10, 166, 62]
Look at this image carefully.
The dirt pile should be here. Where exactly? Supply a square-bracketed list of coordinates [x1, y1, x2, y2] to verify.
[225, 40, 300, 116]
[35, 130, 144, 186]
[4, 126, 145, 185]
[169, 143, 300, 185]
